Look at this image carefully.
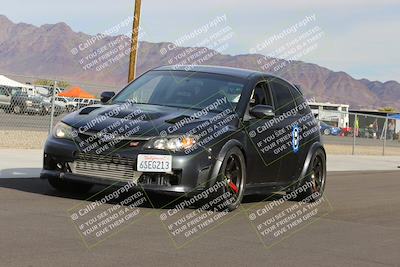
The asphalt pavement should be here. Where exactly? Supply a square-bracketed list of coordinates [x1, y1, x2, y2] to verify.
[0, 170, 399, 266]
[0, 111, 58, 131]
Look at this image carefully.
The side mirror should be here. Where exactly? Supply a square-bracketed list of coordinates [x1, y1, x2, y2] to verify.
[250, 105, 275, 119]
[100, 91, 115, 104]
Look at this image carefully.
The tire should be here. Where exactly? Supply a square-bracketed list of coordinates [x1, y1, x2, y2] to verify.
[41, 107, 49, 116]
[13, 105, 22, 114]
[212, 147, 246, 211]
[323, 129, 330, 135]
[48, 177, 93, 194]
[293, 148, 326, 202]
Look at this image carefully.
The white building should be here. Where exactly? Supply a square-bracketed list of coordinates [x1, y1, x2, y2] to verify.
[308, 101, 350, 128]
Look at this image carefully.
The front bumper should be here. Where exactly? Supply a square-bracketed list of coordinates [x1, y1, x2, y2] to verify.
[41, 137, 220, 194]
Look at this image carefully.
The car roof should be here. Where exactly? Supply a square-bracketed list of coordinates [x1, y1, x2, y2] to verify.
[153, 65, 268, 79]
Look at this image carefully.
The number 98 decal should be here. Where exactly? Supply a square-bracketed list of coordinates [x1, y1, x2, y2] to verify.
[292, 125, 300, 153]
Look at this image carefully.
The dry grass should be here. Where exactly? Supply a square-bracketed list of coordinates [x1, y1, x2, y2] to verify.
[0, 130, 48, 149]
[324, 144, 400, 156]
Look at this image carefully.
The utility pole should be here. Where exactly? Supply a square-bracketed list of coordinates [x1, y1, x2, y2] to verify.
[49, 81, 57, 133]
[128, 0, 142, 83]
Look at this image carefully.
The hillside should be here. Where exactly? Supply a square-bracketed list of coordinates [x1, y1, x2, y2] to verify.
[0, 15, 399, 110]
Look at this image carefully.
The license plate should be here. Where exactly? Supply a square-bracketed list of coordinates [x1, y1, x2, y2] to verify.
[137, 154, 172, 172]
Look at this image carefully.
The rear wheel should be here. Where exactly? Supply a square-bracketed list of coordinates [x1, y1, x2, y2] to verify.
[48, 177, 93, 194]
[13, 105, 22, 114]
[293, 148, 326, 202]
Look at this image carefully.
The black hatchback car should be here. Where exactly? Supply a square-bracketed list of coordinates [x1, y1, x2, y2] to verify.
[41, 65, 326, 210]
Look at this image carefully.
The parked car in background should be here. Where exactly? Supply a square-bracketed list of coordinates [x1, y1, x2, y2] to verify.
[0, 87, 12, 112]
[2, 87, 66, 116]
[55, 97, 80, 112]
[42, 97, 66, 116]
[79, 98, 100, 108]
[319, 121, 342, 136]
[71, 98, 100, 109]
[341, 126, 353, 136]
[10, 91, 43, 114]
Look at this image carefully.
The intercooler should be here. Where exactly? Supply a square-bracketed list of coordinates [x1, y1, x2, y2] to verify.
[69, 153, 142, 182]
[66, 153, 180, 186]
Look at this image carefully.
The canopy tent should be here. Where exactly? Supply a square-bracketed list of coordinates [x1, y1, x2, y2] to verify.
[388, 114, 400, 134]
[0, 75, 33, 89]
[58, 86, 95, 99]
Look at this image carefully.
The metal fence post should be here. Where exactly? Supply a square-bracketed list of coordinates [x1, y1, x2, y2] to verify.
[49, 81, 57, 134]
[352, 114, 357, 155]
[383, 117, 388, 156]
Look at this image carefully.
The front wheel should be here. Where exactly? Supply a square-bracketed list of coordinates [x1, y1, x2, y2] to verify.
[293, 148, 326, 202]
[214, 147, 246, 211]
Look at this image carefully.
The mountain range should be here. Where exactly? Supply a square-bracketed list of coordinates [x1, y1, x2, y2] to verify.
[0, 14, 399, 110]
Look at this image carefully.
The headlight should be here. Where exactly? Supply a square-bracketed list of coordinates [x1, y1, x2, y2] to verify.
[53, 122, 74, 140]
[145, 136, 197, 152]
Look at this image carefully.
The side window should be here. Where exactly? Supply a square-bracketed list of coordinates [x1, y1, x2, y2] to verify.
[250, 82, 272, 108]
[269, 79, 296, 115]
[289, 86, 304, 105]
[0, 88, 6, 96]
[131, 76, 162, 103]
[289, 86, 310, 114]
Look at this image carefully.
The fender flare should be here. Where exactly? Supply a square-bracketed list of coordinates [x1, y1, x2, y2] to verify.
[296, 142, 326, 188]
[208, 139, 244, 186]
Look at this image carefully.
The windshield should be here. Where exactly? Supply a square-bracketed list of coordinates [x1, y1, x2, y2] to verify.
[112, 70, 246, 111]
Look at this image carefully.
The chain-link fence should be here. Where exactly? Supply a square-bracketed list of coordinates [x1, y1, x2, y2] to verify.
[0, 73, 117, 149]
[319, 110, 400, 156]
[1, 73, 399, 155]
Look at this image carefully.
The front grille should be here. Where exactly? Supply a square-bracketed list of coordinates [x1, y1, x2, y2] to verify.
[76, 153, 134, 165]
[70, 153, 141, 182]
[76, 132, 148, 150]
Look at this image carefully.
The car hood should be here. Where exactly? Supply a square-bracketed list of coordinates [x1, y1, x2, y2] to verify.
[62, 103, 236, 137]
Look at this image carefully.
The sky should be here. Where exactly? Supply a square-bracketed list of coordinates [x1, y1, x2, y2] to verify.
[2, 0, 400, 82]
